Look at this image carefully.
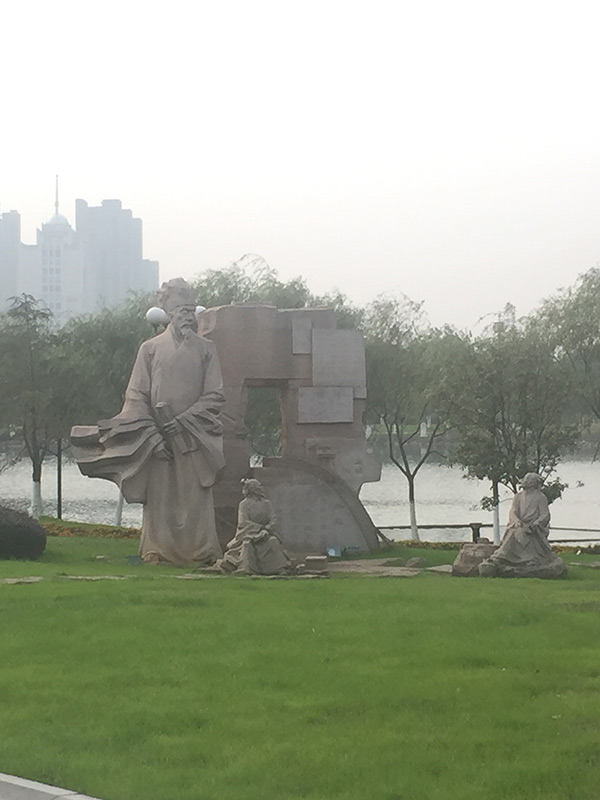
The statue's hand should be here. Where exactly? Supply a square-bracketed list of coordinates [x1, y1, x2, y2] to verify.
[155, 441, 173, 460]
[162, 417, 183, 436]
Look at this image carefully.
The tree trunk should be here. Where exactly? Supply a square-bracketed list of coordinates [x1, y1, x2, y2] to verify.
[115, 490, 125, 526]
[408, 477, 420, 541]
[30, 456, 43, 519]
[409, 500, 420, 541]
[31, 480, 42, 519]
[56, 438, 62, 519]
[492, 480, 501, 544]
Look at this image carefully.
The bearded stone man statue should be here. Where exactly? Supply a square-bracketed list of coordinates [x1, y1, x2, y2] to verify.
[71, 278, 225, 565]
[478, 472, 566, 579]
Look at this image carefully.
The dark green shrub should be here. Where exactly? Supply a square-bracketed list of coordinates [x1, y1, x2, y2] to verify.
[0, 505, 47, 559]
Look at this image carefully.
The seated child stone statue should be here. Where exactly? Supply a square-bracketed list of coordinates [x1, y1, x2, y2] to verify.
[218, 479, 292, 575]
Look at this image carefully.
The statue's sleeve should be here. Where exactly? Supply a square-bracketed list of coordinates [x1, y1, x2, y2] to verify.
[78, 341, 164, 504]
[507, 493, 521, 527]
[121, 342, 156, 421]
[533, 492, 551, 531]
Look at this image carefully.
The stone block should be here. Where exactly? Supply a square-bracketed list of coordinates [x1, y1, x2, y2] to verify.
[292, 315, 313, 354]
[311, 329, 366, 392]
[297, 387, 354, 423]
[304, 555, 328, 571]
[452, 542, 498, 577]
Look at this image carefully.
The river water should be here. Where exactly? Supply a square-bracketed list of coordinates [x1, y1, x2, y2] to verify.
[1, 459, 598, 543]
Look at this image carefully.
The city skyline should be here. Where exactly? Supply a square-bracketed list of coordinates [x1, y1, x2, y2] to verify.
[0, 194, 158, 322]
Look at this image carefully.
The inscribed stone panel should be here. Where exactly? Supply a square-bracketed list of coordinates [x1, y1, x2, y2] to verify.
[297, 387, 354, 423]
[311, 329, 366, 393]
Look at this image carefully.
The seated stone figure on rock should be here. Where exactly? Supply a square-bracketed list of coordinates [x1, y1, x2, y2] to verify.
[478, 472, 567, 579]
[218, 479, 292, 575]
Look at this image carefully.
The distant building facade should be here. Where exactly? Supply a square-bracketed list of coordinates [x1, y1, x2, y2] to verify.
[0, 198, 159, 323]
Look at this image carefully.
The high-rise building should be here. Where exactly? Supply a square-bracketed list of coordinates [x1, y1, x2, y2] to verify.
[0, 192, 159, 324]
[0, 210, 21, 304]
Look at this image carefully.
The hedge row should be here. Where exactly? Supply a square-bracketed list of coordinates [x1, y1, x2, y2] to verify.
[42, 521, 141, 539]
[38, 525, 600, 554]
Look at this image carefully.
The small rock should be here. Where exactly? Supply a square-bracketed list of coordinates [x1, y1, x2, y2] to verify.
[452, 543, 499, 577]
[177, 573, 219, 579]
[405, 557, 427, 569]
[65, 575, 128, 581]
[426, 564, 453, 574]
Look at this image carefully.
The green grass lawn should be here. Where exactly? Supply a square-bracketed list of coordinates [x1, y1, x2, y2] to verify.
[2, 537, 600, 800]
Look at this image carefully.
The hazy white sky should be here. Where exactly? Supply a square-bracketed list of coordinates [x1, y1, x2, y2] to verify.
[2, 0, 599, 328]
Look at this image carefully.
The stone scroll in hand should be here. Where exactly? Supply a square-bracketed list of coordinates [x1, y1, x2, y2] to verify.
[154, 401, 194, 455]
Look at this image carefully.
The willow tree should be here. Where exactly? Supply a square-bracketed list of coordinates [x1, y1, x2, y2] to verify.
[447, 312, 578, 541]
[537, 267, 600, 433]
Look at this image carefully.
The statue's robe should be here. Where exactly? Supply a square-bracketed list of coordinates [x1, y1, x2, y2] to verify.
[72, 326, 225, 564]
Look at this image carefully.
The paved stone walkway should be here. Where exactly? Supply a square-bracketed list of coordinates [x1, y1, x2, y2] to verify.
[327, 558, 452, 577]
[1, 561, 453, 586]
[0, 771, 101, 799]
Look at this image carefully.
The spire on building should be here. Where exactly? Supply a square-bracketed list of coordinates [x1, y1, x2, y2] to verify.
[47, 175, 69, 226]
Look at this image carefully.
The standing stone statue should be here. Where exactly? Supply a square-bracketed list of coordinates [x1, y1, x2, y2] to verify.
[478, 473, 567, 578]
[71, 278, 225, 565]
[218, 479, 292, 575]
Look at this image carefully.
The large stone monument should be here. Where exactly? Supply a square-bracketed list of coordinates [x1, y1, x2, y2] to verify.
[197, 304, 381, 555]
[71, 278, 225, 565]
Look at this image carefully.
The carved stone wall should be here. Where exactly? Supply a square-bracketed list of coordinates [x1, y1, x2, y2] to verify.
[197, 305, 381, 554]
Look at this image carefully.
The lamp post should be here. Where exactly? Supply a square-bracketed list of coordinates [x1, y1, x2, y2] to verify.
[145, 306, 169, 334]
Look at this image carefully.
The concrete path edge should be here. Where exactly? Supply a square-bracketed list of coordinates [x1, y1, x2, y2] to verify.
[0, 772, 102, 800]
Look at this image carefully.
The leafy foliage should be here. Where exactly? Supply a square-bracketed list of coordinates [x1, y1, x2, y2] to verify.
[193, 255, 312, 309]
[537, 267, 600, 424]
[447, 315, 578, 502]
[0, 295, 72, 484]
[244, 387, 283, 458]
[59, 291, 155, 421]
[193, 255, 363, 325]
